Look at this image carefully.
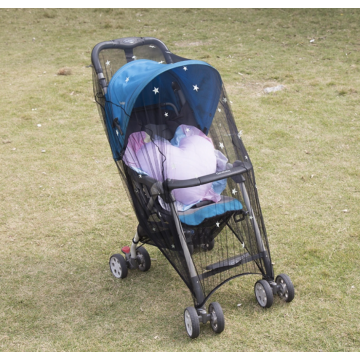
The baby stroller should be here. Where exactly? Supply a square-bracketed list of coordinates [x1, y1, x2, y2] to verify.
[91, 37, 294, 338]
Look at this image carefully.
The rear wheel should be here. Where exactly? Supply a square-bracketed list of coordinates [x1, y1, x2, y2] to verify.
[202, 238, 215, 251]
[109, 254, 128, 279]
[254, 280, 273, 308]
[276, 274, 295, 302]
[184, 307, 200, 339]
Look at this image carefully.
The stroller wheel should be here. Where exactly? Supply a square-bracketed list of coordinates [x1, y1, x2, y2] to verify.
[207, 238, 215, 250]
[136, 247, 151, 272]
[201, 238, 215, 251]
[208, 302, 225, 334]
[184, 307, 200, 339]
[254, 280, 273, 308]
[275, 274, 295, 303]
[109, 254, 128, 279]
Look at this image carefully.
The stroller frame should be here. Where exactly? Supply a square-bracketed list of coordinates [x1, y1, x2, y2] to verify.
[91, 37, 294, 338]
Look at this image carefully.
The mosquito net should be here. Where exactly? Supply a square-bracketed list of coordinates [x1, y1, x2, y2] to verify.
[93, 44, 271, 306]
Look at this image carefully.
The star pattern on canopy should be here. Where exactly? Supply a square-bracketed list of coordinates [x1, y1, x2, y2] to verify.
[183, 66, 188, 71]
[105, 60, 110, 66]
[218, 108, 221, 112]
[153, 87, 159, 94]
[164, 112, 168, 117]
[193, 85, 199, 92]
[216, 222, 220, 228]
[223, 97, 227, 103]
[219, 142, 224, 149]
[132, 55, 137, 60]
[125, 77, 129, 83]
[232, 188, 237, 195]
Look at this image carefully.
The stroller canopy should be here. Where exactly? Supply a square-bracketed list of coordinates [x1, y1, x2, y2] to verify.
[105, 59, 223, 160]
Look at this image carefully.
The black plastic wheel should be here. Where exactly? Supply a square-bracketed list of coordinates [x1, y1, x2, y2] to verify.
[254, 279, 273, 308]
[109, 254, 128, 279]
[276, 274, 295, 303]
[184, 307, 200, 339]
[136, 246, 151, 272]
[208, 302, 225, 334]
[207, 238, 215, 250]
[202, 238, 215, 251]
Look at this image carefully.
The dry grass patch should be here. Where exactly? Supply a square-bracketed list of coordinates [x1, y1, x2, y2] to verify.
[57, 67, 72, 76]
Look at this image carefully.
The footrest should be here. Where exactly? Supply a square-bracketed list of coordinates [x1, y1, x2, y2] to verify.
[199, 252, 264, 281]
[206, 253, 253, 271]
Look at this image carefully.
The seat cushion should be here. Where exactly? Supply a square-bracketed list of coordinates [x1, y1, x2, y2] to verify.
[178, 196, 242, 226]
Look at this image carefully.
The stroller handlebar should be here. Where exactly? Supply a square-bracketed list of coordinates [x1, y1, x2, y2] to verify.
[91, 37, 173, 76]
[165, 161, 253, 191]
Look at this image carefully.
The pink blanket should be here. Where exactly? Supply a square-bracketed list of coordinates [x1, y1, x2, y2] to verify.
[123, 125, 226, 209]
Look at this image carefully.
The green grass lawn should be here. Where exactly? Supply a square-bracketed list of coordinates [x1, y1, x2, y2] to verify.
[0, 8, 359, 351]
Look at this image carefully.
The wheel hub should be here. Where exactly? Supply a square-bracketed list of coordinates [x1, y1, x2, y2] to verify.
[184, 310, 193, 335]
[255, 283, 267, 307]
[277, 279, 288, 299]
[110, 257, 122, 278]
[210, 310, 218, 330]
[137, 253, 145, 269]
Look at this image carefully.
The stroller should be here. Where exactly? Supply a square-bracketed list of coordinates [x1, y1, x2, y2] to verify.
[91, 37, 294, 338]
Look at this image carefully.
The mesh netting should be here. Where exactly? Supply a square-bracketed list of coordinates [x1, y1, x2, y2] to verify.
[92, 42, 272, 306]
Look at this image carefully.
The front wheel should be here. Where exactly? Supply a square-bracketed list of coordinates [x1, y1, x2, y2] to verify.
[208, 302, 225, 334]
[184, 307, 200, 339]
[276, 274, 295, 302]
[136, 246, 151, 272]
[254, 280, 273, 308]
[109, 254, 128, 279]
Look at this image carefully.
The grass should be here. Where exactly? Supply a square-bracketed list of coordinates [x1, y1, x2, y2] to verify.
[0, 8, 359, 351]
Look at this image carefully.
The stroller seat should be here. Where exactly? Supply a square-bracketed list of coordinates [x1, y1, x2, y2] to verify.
[178, 196, 242, 226]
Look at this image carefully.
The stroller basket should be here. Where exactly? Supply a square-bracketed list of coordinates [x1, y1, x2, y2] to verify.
[91, 37, 294, 338]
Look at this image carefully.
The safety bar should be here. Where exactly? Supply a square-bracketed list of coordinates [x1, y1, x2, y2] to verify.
[127, 161, 252, 200]
[165, 161, 252, 191]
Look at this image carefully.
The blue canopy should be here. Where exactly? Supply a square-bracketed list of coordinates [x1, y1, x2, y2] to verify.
[105, 59, 223, 161]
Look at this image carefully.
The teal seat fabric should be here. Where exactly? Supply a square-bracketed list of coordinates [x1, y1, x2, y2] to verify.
[178, 196, 242, 226]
